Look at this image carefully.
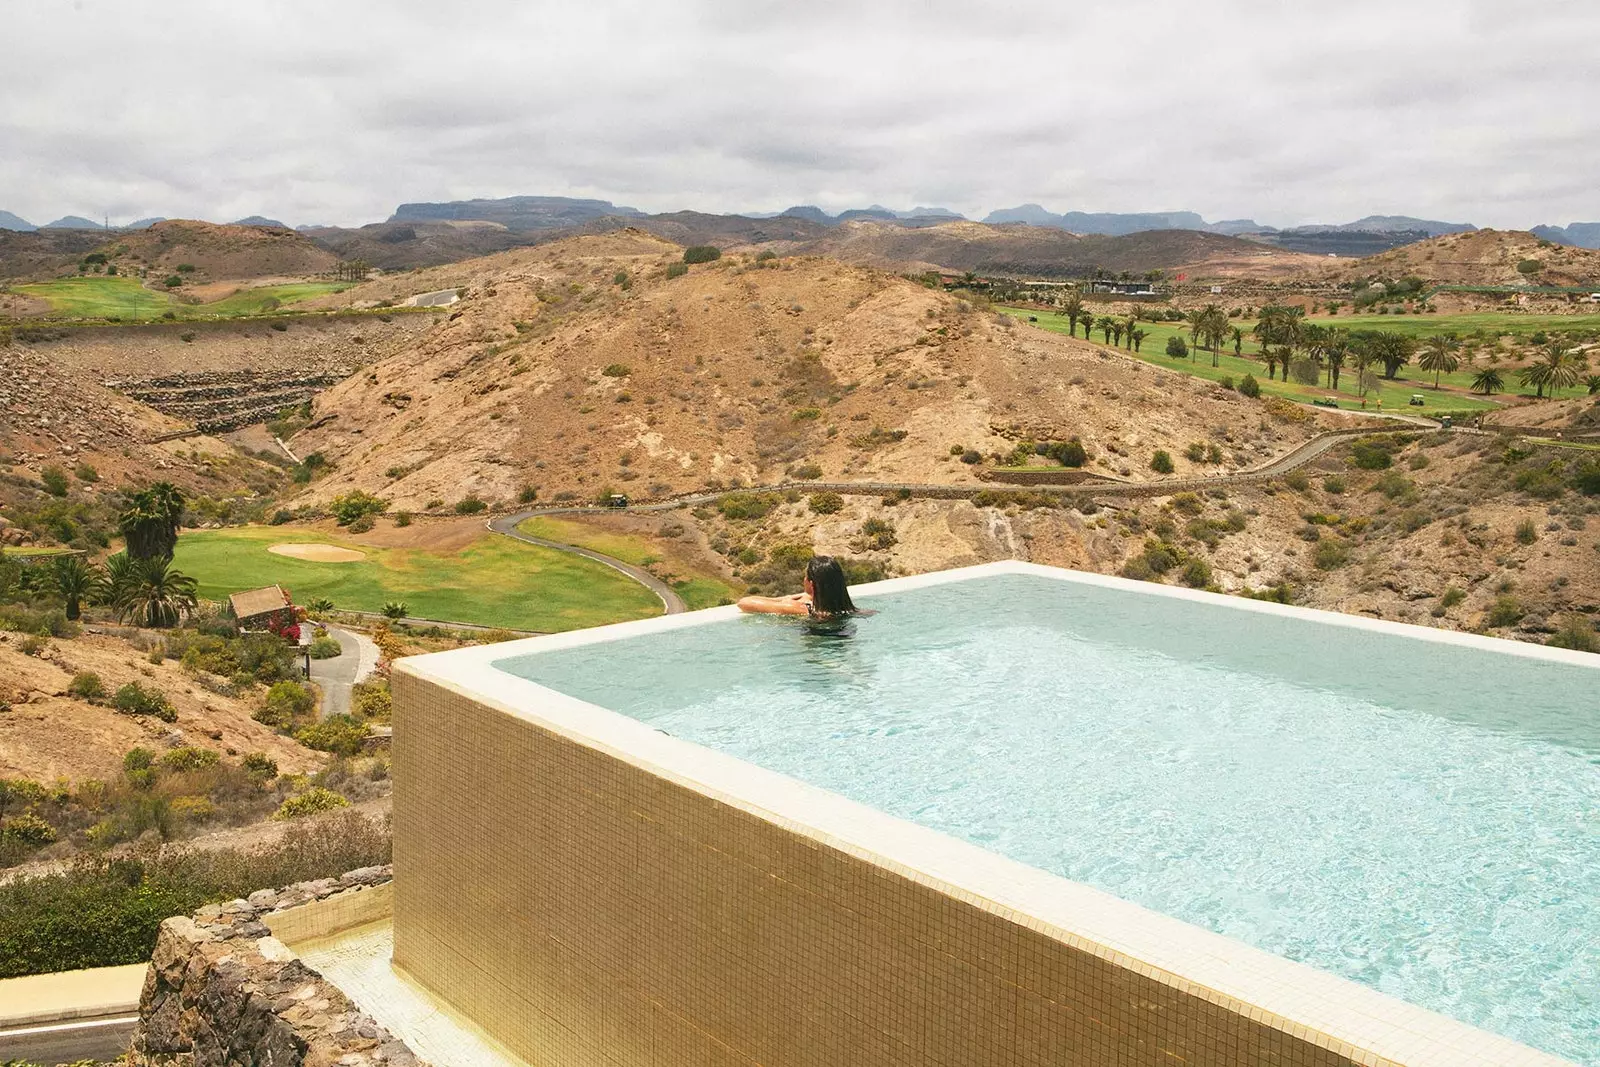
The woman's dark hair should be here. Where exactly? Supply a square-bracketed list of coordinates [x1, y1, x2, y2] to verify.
[806, 555, 857, 616]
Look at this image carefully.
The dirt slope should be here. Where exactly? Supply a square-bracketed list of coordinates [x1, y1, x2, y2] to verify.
[0, 631, 320, 782]
[284, 233, 1336, 511]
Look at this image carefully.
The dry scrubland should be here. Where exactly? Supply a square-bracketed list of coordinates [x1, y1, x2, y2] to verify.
[286, 231, 1337, 511]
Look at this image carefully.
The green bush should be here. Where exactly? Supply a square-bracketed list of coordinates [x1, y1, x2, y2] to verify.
[518, 484, 538, 504]
[159, 747, 220, 773]
[601, 363, 630, 378]
[1323, 475, 1346, 494]
[1574, 461, 1600, 496]
[308, 636, 343, 659]
[382, 601, 409, 619]
[1514, 465, 1565, 500]
[73, 463, 99, 483]
[1514, 519, 1538, 545]
[0, 811, 389, 976]
[717, 492, 779, 520]
[1547, 615, 1598, 653]
[1515, 259, 1542, 275]
[2, 813, 58, 850]
[1237, 374, 1260, 398]
[258, 681, 315, 729]
[328, 490, 388, 526]
[241, 753, 278, 780]
[351, 680, 393, 722]
[67, 672, 105, 702]
[682, 245, 721, 264]
[274, 787, 351, 820]
[393, 511, 412, 528]
[808, 492, 844, 515]
[39, 466, 69, 497]
[1349, 438, 1395, 470]
[294, 715, 368, 757]
[1165, 336, 1187, 358]
[1180, 557, 1213, 588]
[1313, 538, 1350, 570]
[1150, 450, 1175, 474]
[1486, 595, 1524, 627]
[664, 263, 688, 279]
[1051, 439, 1088, 467]
[112, 682, 176, 722]
[453, 495, 487, 515]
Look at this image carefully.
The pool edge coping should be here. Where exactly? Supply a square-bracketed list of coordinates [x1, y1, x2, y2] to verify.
[398, 561, 1585, 1067]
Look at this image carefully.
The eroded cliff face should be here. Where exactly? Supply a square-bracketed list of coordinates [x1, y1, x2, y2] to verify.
[131, 866, 416, 1067]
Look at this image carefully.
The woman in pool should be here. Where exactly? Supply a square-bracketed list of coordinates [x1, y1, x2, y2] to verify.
[737, 555, 862, 620]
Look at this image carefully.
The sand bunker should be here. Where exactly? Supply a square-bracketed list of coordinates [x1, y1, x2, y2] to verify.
[268, 543, 366, 563]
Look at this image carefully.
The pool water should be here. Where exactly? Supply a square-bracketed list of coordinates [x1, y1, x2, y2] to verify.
[498, 573, 1600, 1064]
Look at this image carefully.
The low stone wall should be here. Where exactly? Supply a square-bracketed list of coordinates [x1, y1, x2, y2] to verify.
[131, 866, 418, 1067]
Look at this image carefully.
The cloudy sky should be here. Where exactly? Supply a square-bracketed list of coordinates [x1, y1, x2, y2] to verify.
[3, 0, 1596, 229]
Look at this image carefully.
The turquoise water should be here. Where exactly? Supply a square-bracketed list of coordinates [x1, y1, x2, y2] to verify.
[497, 573, 1600, 1063]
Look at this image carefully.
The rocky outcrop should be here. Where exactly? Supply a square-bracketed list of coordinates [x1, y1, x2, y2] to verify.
[131, 865, 420, 1067]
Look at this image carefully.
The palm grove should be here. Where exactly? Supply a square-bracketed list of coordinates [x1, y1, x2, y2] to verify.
[6, 483, 200, 628]
[1050, 296, 1592, 401]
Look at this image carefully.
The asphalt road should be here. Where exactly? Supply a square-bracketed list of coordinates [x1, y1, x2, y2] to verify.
[0, 1015, 137, 1065]
[489, 512, 687, 614]
[308, 625, 378, 717]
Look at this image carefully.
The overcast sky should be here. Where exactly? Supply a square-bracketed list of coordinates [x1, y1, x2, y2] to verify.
[3, 0, 1597, 229]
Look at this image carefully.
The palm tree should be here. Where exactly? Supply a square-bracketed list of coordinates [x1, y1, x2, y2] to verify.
[51, 555, 105, 622]
[1417, 335, 1461, 389]
[1111, 321, 1125, 347]
[1198, 305, 1231, 368]
[1324, 336, 1349, 391]
[1131, 328, 1147, 352]
[118, 482, 186, 560]
[1232, 326, 1244, 355]
[1095, 316, 1116, 344]
[1186, 309, 1205, 359]
[1518, 342, 1583, 399]
[1061, 292, 1085, 338]
[1471, 367, 1505, 395]
[111, 556, 198, 628]
[1253, 305, 1304, 380]
[1122, 313, 1137, 350]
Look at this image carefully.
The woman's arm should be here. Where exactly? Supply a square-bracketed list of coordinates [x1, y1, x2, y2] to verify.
[736, 593, 811, 615]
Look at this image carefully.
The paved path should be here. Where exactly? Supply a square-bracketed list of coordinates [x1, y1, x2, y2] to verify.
[0, 1014, 138, 1064]
[309, 625, 379, 717]
[489, 512, 687, 615]
[0, 962, 146, 1065]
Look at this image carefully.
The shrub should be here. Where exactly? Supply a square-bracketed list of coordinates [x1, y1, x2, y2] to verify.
[601, 363, 630, 377]
[1514, 465, 1565, 500]
[1313, 538, 1350, 570]
[163, 275, 183, 288]
[791, 463, 823, 480]
[1515, 259, 1542, 275]
[160, 747, 220, 773]
[1237, 374, 1261, 398]
[1323, 475, 1346, 494]
[1547, 615, 1598, 653]
[241, 752, 278, 780]
[1180, 557, 1213, 588]
[682, 245, 721, 264]
[269, 509, 293, 525]
[112, 682, 176, 722]
[346, 514, 375, 534]
[294, 715, 368, 757]
[123, 747, 155, 773]
[808, 492, 844, 515]
[328, 490, 388, 526]
[67, 672, 106, 702]
[308, 636, 343, 659]
[270, 320, 289, 331]
[73, 463, 99, 484]
[1349, 438, 1395, 470]
[393, 511, 411, 527]
[1052, 438, 1088, 467]
[351, 680, 393, 722]
[1514, 519, 1538, 545]
[664, 263, 688, 279]
[518, 484, 539, 504]
[1284, 470, 1310, 492]
[1574, 461, 1600, 496]
[791, 407, 821, 421]
[274, 787, 351, 821]
[1165, 336, 1188, 358]
[39, 466, 69, 497]
[1486, 595, 1524, 627]
[1150, 450, 1174, 474]
[259, 680, 315, 729]
[0, 811, 389, 976]
[717, 492, 779, 520]
[453, 495, 487, 515]
[382, 601, 409, 619]
[1, 813, 57, 850]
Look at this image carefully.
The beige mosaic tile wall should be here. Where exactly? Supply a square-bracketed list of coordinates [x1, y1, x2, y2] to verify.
[393, 672, 1372, 1067]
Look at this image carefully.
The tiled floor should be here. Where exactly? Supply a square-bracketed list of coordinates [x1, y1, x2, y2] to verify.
[295, 921, 526, 1067]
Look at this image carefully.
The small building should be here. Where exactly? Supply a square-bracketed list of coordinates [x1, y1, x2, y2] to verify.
[229, 585, 296, 633]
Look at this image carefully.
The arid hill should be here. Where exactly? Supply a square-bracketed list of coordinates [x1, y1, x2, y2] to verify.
[283, 232, 1340, 511]
[0, 228, 107, 281]
[1320, 229, 1600, 288]
[94, 220, 341, 281]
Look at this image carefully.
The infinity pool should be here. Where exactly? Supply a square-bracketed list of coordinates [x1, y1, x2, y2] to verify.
[500, 570, 1600, 1064]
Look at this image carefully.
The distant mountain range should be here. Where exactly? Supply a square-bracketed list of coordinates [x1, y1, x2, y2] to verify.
[1531, 222, 1600, 249]
[5, 194, 1597, 254]
[232, 216, 288, 228]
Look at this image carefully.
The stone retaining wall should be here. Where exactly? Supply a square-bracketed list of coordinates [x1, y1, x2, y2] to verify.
[130, 865, 418, 1067]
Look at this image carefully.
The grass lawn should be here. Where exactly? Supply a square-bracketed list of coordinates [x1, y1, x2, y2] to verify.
[172, 525, 662, 631]
[1, 546, 75, 558]
[1001, 308, 1506, 413]
[517, 515, 741, 611]
[9, 277, 351, 322]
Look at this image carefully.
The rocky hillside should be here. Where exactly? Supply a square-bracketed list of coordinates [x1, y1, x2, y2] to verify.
[1322, 230, 1600, 288]
[283, 232, 1341, 512]
[92, 220, 340, 281]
